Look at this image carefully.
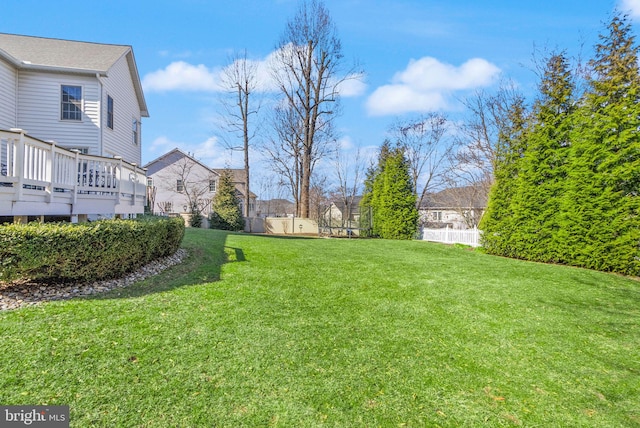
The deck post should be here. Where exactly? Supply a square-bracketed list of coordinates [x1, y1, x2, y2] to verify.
[13, 215, 28, 224]
[131, 163, 138, 206]
[11, 129, 25, 202]
[114, 156, 122, 204]
[71, 149, 80, 209]
[46, 141, 56, 203]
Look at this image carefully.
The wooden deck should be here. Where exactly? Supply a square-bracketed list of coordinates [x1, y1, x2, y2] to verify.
[0, 129, 146, 219]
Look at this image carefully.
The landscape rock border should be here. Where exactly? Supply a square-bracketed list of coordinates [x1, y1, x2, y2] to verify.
[0, 249, 188, 311]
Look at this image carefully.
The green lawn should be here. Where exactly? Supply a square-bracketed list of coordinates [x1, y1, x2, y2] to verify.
[1, 229, 639, 427]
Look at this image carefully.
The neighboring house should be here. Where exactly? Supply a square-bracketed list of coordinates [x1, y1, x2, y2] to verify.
[0, 33, 148, 221]
[256, 199, 295, 218]
[323, 196, 362, 225]
[420, 186, 487, 229]
[318, 196, 364, 237]
[144, 148, 256, 219]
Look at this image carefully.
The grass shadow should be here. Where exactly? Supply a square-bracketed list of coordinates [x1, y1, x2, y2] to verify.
[86, 228, 240, 301]
[224, 246, 246, 262]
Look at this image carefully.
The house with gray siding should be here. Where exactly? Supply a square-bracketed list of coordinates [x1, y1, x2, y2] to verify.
[144, 148, 256, 223]
[0, 33, 148, 221]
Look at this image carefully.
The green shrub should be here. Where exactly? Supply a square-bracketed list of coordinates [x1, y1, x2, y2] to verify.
[0, 216, 184, 283]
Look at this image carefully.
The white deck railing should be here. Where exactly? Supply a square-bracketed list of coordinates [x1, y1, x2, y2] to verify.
[0, 128, 146, 217]
[421, 226, 482, 247]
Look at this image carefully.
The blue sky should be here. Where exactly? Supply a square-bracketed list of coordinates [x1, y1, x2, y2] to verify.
[1, 0, 637, 194]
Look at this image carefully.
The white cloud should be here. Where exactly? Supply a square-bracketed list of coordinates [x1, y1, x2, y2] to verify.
[144, 49, 366, 97]
[148, 136, 176, 153]
[620, 0, 640, 19]
[142, 61, 222, 92]
[366, 56, 500, 116]
[334, 73, 367, 97]
[219, 55, 279, 93]
[192, 137, 227, 167]
[367, 84, 448, 116]
[338, 136, 355, 151]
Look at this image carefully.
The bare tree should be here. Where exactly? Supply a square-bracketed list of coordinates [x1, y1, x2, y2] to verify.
[219, 50, 260, 218]
[331, 144, 365, 224]
[264, 100, 303, 214]
[389, 113, 451, 209]
[309, 173, 330, 221]
[448, 82, 524, 201]
[155, 156, 214, 217]
[264, 97, 338, 217]
[146, 185, 156, 215]
[271, 0, 358, 218]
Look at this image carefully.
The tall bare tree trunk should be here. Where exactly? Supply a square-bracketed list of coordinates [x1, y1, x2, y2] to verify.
[219, 50, 260, 221]
[271, 0, 357, 218]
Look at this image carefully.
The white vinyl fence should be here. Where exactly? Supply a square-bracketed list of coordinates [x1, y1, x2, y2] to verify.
[421, 226, 482, 247]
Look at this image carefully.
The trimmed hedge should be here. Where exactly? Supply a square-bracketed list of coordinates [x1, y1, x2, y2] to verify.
[0, 216, 184, 283]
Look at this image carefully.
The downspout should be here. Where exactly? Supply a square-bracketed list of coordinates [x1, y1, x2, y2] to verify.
[96, 73, 104, 156]
[14, 69, 19, 127]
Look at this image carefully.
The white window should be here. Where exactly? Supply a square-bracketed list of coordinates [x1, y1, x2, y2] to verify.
[209, 179, 216, 192]
[67, 147, 89, 154]
[132, 119, 139, 144]
[107, 96, 114, 129]
[61, 85, 82, 121]
[147, 178, 153, 187]
[176, 179, 184, 192]
[160, 201, 172, 213]
[433, 211, 443, 221]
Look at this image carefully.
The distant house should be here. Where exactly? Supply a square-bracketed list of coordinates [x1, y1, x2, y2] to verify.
[143, 148, 256, 221]
[323, 196, 362, 224]
[0, 33, 148, 221]
[420, 186, 487, 229]
[256, 199, 295, 218]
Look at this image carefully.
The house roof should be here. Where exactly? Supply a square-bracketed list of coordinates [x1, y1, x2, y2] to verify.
[0, 33, 148, 117]
[258, 198, 294, 205]
[143, 148, 217, 176]
[213, 168, 245, 184]
[212, 168, 258, 198]
[144, 147, 257, 199]
[421, 186, 488, 209]
[329, 196, 363, 214]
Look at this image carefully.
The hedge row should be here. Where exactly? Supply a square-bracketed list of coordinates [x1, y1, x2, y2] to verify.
[0, 216, 184, 283]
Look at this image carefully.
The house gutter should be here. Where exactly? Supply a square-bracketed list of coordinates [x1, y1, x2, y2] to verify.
[18, 62, 107, 77]
[96, 73, 105, 157]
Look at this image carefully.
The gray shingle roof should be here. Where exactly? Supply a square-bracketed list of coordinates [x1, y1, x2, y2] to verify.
[421, 186, 488, 209]
[0, 33, 129, 72]
[0, 33, 148, 117]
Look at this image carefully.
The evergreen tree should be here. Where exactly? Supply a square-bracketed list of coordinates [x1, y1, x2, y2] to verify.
[209, 170, 245, 231]
[358, 165, 376, 237]
[559, 12, 640, 274]
[510, 52, 575, 261]
[373, 146, 419, 240]
[479, 94, 529, 256]
[189, 202, 204, 228]
[360, 140, 392, 237]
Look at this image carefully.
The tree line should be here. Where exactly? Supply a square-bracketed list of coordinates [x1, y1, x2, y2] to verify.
[218, 1, 639, 276]
[480, 12, 640, 276]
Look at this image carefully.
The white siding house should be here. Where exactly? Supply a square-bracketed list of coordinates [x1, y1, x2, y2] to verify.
[0, 33, 148, 221]
[419, 186, 487, 230]
[0, 59, 16, 128]
[144, 148, 257, 223]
